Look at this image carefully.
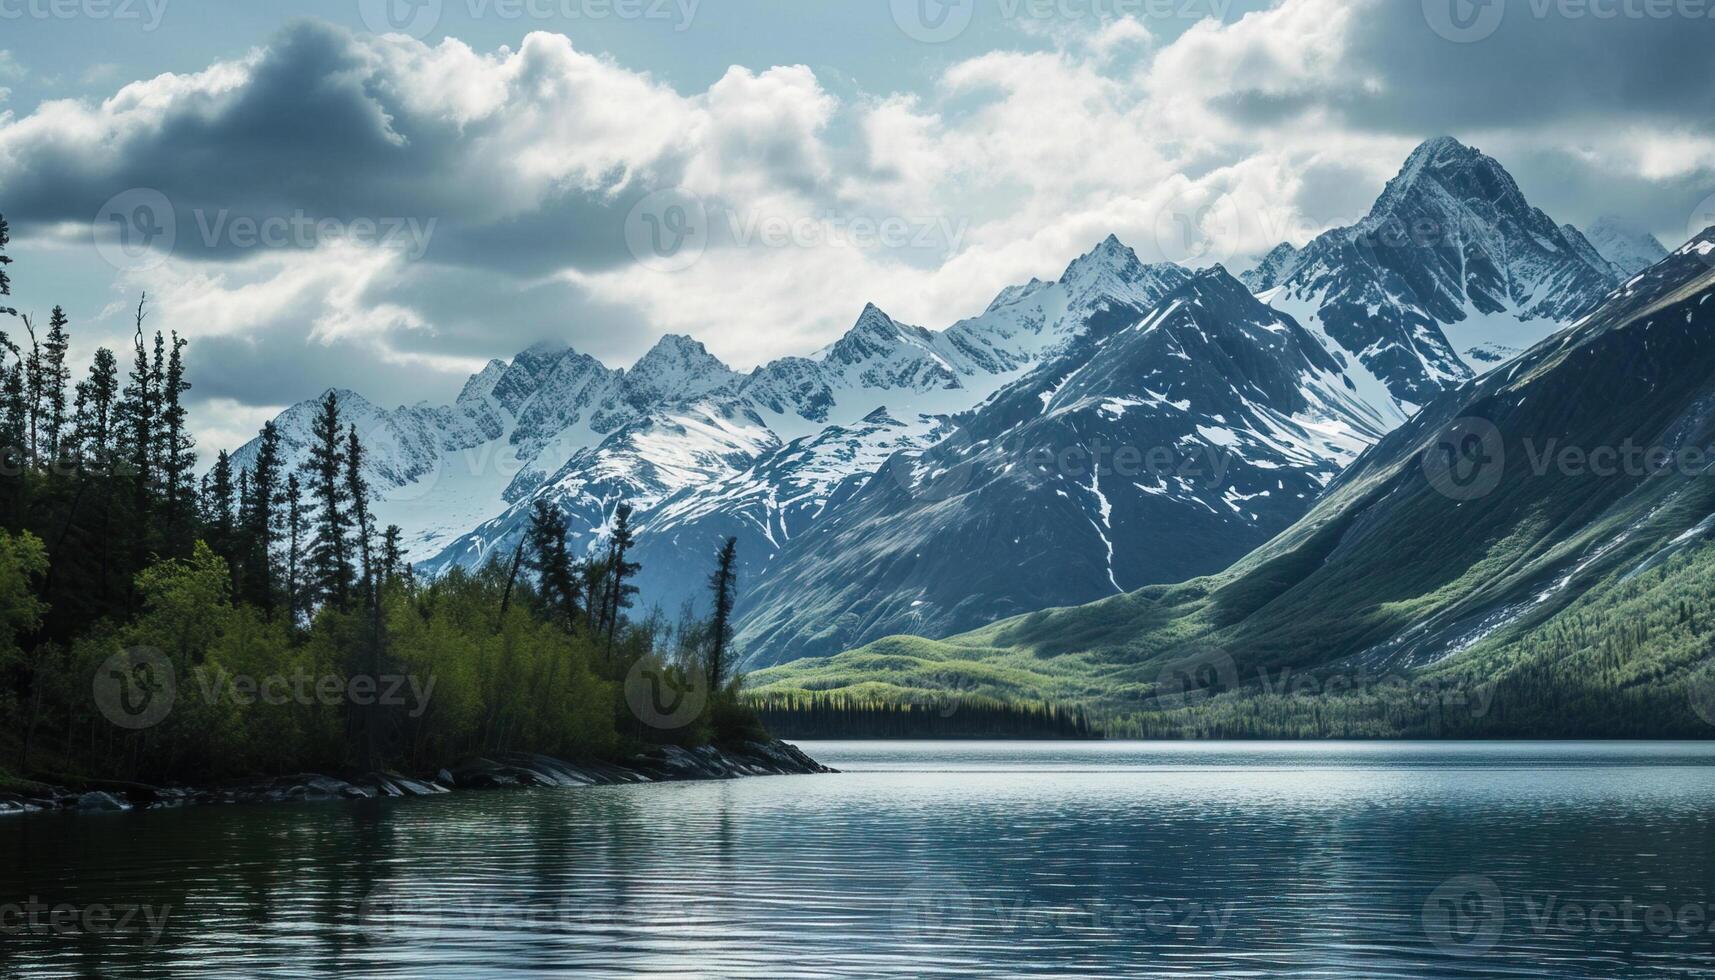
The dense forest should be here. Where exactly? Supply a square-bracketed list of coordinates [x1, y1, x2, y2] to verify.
[752, 693, 1099, 740]
[0, 213, 763, 788]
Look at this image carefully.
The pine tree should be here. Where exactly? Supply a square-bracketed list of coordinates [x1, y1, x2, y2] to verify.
[0, 214, 14, 319]
[21, 314, 41, 467]
[73, 348, 120, 469]
[205, 450, 236, 562]
[526, 498, 580, 630]
[303, 391, 353, 610]
[0, 356, 25, 494]
[119, 297, 154, 577]
[601, 502, 641, 660]
[158, 332, 195, 546]
[380, 524, 404, 584]
[39, 307, 69, 466]
[241, 420, 282, 615]
[345, 424, 375, 603]
[580, 556, 608, 633]
[707, 536, 739, 692]
[285, 472, 305, 628]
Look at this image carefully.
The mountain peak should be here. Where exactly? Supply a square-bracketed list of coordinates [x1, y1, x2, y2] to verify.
[1371, 136, 1517, 221]
[1061, 234, 1142, 282]
[633, 333, 729, 374]
[1584, 215, 1670, 276]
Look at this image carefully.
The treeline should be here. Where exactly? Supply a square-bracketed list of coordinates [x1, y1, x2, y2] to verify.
[751, 693, 1100, 740]
[1102, 546, 1715, 739]
[0, 212, 759, 785]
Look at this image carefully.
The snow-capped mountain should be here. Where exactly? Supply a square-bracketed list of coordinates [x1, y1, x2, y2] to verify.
[1238, 242, 1303, 292]
[734, 266, 1391, 667]
[1254, 136, 1619, 418]
[408, 238, 1197, 615]
[1581, 215, 1670, 276]
[416, 398, 781, 576]
[238, 136, 1640, 669]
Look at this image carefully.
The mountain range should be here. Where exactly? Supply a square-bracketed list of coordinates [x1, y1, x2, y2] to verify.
[236, 137, 1674, 678]
[753, 227, 1715, 737]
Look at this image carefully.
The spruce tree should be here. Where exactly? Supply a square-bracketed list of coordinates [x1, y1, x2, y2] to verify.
[526, 498, 580, 630]
[119, 297, 153, 581]
[205, 450, 236, 561]
[0, 214, 13, 318]
[303, 391, 353, 610]
[345, 424, 375, 602]
[380, 524, 404, 584]
[21, 315, 41, 466]
[707, 536, 739, 692]
[241, 420, 282, 615]
[40, 307, 69, 465]
[159, 332, 195, 546]
[601, 502, 641, 660]
[285, 472, 305, 628]
[73, 348, 120, 469]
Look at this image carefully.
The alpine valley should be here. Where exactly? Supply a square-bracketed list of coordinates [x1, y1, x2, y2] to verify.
[238, 137, 1686, 720]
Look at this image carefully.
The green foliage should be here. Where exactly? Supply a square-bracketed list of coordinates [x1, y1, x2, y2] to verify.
[0, 215, 781, 786]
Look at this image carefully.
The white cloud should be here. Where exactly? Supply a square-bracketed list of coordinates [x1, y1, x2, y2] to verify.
[1, 2, 1710, 423]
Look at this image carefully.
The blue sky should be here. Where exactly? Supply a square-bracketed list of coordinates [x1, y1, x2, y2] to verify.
[1, 0, 1712, 454]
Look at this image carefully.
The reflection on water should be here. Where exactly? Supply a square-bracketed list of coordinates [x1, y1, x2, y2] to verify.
[6, 741, 1715, 978]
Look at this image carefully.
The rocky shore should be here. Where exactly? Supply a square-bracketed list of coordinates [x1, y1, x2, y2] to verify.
[0, 739, 834, 815]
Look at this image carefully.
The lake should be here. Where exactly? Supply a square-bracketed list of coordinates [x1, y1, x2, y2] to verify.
[7, 741, 1715, 978]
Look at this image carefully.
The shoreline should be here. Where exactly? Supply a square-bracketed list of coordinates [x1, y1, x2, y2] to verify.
[0, 739, 835, 815]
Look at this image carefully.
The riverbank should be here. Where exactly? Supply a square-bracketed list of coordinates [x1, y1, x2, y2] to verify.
[0, 739, 834, 815]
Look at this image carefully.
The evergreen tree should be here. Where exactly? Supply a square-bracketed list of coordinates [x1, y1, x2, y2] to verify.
[39, 307, 69, 465]
[73, 348, 120, 468]
[526, 498, 580, 630]
[284, 472, 305, 628]
[600, 502, 641, 660]
[21, 315, 41, 466]
[119, 297, 154, 578]
[0, 214, 13, 318]
[204, 450, 236, 562]
[345, 424, 375, 602]
[158, 332, 195, 545]
[707, 536, 739, 692]
[580, 556, 608, 633]
[303, 392, 353, 610]
[1, 356, 26, 479]
[380, 524, 404, 584]
[241, 421, 282, 615]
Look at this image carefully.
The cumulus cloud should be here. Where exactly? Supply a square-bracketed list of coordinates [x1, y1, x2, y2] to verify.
[0, 0, 1709, 457]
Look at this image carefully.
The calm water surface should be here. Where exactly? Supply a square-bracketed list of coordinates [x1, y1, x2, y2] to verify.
[7, 741, 1715, 978]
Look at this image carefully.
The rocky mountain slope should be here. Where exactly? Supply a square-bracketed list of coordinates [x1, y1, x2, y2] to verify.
[752, 230, 1715, 738]
[733, 264, 1391, 666]
[1254, 137, 1620, 415]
